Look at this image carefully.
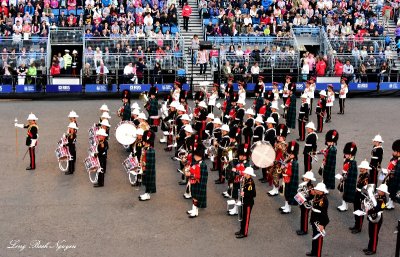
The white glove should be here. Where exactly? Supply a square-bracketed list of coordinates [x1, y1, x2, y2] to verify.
[30, 139, 37, 147]
[15, 123, 24, 128]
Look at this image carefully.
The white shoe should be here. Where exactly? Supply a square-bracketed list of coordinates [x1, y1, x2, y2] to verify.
[183, 192, 192, 199]
[386, 199, 395, 209]
[222, 191, 230, 198]
[159, 136, 167, 143]
[189, 206, 198, 218]
[287, 129, 291, 134]
[280, 201, 289, 211]
[337, 200, 348, 211]
[187, 204, 195, 214]
[268, 186, 279, 196]
[139, 193, 151, 201]
[281, 204, 291, 214]
[229, 205, 238, 216]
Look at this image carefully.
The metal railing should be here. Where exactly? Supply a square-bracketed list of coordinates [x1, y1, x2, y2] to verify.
[0, 53, 48, 70]
[330, 37, 386, 53]
[49, 28, 84, 44]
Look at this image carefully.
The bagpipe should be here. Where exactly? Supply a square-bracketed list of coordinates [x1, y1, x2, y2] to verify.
[55, 133, 72, 172]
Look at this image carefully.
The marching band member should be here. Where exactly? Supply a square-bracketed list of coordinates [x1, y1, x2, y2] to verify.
[139, 131, 156, 201]
[303, 122, 318, 173]
[130, 128, 144, 187]
[259, 91, 273, 121]
[131, 108, 141, 126]
[282, 75, 292, 118]
[176, 113, 191, 161]
[211, 118, 222, 171]
[65, 122, 78, 175]
[234, 99, 246, 129]
[256, 76, 265, 98]
[337, 142, 358, 212]
[253, 115, 264, 144]
[306, 182, 329, 257]
[385, 139, 400, 210]
[138, 113, 150, 134]
[94, 128, 108, 187]
[225, 144, 249, 201]
[178, 122, 194, 186]
[119, 90, 131, 121]
[15, 113, 39, 170]
[99, 104, 110, 117]
[315, 90, 327, 133]
[296, 171, 316, 235]
[194, 89, 205, 106]
[204, 113, 214, 140]
[147, 88, 159, 132]
[338, 77, 348, 115]
[259, 117, 276, 184]
[68, 110, 79, 127]
[179, 87, 189, 113]
[325, 85, 335, 123]
[235, 167, 256, 238]
[350, 160, 370, 234]
[254, 87, 264, 115]
[194, 101, 208, 140]
[280, 140, 299, 214]
[187, 143, 208, 218]
[369, 135, 384, 186]
[270, 102, 280, 126]
[320, 130, 339, 190]
[285, 84, 296, 133]
[172, 81, 181, 101]
[99, 111, 111, 125]
[208, 84, 219, 114]
[160, 101, 178, 146]
[363, 184, 389, 255]
[297, 93, 309, 141]
[272, 82, 280, 105]
[308, 77, 316, 115]
[242, 108, 255, 146]
[100, 119, 111, 139]
[268, 124, 288, 196]
[215, 124, 230, 184]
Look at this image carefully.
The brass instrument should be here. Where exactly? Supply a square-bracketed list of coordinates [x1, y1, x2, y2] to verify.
[296, 181, 313, 209]
[221, 146, 237, 163]
[238, 176, 245, 222]
[313, 221, 326, 239]
[360, 185, 382, 223]
[308, 152, 319, 163]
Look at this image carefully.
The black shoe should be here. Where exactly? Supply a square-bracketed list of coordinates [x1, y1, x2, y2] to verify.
[259, 178, 266, 183]
[178, 181, 187, 185]
[235, 231, 241, 236]
[296, 230, 307, 235]
[349, 226, 356, 230]
[351, 229, 361, 234]
[215, 180, 224, 184]
[93, 184, 103, 187]
[64, 171, 73, 175]
[164, 147, 172, 152]
[363, 249, 369, 253]
[364, 250, 376, 255]
[306, 252, 316, 257]
[26, 167, 35, 170]
[235, 234, 246, 239]
[337, 112, 342, 114]
[210, 168, 218, 171]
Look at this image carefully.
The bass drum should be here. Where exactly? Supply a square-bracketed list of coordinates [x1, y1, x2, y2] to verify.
[251, 141, 276, 168]
[115, 121, 137, 145]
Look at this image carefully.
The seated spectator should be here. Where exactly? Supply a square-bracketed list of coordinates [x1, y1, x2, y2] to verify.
[96, 61, 109, 84]
[222, 61, 232, 81]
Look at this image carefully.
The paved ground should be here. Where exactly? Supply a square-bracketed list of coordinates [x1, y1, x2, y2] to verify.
[0, 97, 399, 257]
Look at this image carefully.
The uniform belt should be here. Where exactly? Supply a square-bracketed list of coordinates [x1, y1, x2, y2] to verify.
[371, 157, 378, 159]
[305, 144, 312, 146]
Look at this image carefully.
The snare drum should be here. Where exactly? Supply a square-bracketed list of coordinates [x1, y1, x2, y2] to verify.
[84, 156, 100, 172]
[89, 135, 99, 147]
[294, 192, 307, 205]
[150, 116, 161, 126]
[123, 156, 139, 172]
[57, 136, 68, 146]
[55, 146, 71, 161]
[88, 124, 98, 138]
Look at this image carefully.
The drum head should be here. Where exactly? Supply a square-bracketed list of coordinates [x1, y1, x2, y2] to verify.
[115, 122, 137, 145]
[251, 142, 276, 168]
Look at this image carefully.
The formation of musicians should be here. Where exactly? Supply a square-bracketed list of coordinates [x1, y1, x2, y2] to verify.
[14, 75, 400, 256]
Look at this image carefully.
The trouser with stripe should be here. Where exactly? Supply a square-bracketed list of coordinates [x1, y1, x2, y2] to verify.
[240, 203, 253, 236]
[368, 218, 383, 253]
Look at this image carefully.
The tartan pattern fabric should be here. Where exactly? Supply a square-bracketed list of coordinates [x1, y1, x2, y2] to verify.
[286, 94, 297, 129]
[143, 147, 156, 193]
[388, 160, 400, 198]
[285, 160, 299, 205]
[323, 146, 337, 190]
[192, 161, 208, 208]
[148, 99, 159, 116]
[343, 159, 357, 203]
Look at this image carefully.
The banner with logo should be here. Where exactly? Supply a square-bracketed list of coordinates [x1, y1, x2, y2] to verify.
[155, 83, 190, 92]
[348, 82, 376, 91]
[379, 82, 400, 91]
[85, 84, 118, 93]
[46, 85, 82, 93]
[119, 84, 151, 92]
[0, 85, 13, 93]
[15, 85, 39, 93]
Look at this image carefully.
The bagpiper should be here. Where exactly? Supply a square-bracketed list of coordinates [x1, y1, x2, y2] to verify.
[320, 130, 339, 190]
[369, 134, 384, 186]
[147, 87, 159, 132]
[280, 140, 299, 214]
[139, 131, 156, 201]
[15, 113, 39, 170]
[337, 142, 358, 212]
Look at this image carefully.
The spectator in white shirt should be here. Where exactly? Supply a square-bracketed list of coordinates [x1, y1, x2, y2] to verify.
[251, 62, 260, 82]
[235, 45, 244, 57]
[342, 60, 354, 82]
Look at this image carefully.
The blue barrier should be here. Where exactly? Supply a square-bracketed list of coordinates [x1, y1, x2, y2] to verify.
[0, 85, 13, 93]
[46, 85, 82, 93]
[16, 85, 39, 93]
[379, 82, 400, 91]
[120, 84, 151, 92]
[85, 84, 118, 93]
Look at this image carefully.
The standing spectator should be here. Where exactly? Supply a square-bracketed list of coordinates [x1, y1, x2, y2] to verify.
[136, 58, 146, 84]
[342, 60, 354, 82]
[301, 60, 309, 82]
[191, 34, 199, 64]
[197, 48, 208, 75]
[334, 59, 343, 77]
[26, 62, 37, 84]
[182, 2, 192, 32]
[50, 61, 61, 76]
[63, 49, 72, 74]
[315, 57, 326, 76]
[251, 62, 260, 82]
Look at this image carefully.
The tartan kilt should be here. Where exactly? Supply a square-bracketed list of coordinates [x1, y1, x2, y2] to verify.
[192, 162, 208, 208]
[232, 182, 240, 200]
[286, 96, 297, 129]
[285, 160, 299, 205]
[323, 146, 337, 190]
[388, 163, 400, 197]
[143, 148, 156, 193]
[343, 160, 357, 203]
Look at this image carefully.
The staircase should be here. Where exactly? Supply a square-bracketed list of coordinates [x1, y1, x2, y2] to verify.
[177, 0, 214, 90]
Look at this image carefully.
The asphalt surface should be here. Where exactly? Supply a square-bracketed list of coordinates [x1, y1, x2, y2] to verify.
[0, 97, 399, 257]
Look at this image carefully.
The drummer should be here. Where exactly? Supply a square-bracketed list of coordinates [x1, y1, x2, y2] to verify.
[99, 111, 111, 127]
[65, 122, 78, 175]
[100, 119, 111, 139]
[95, 128, 109, 188]
[131, 108, 141, 127]
[131, 128, 144, 187]
[99, 104, 110, 121]
[68, 110, 79, 127]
